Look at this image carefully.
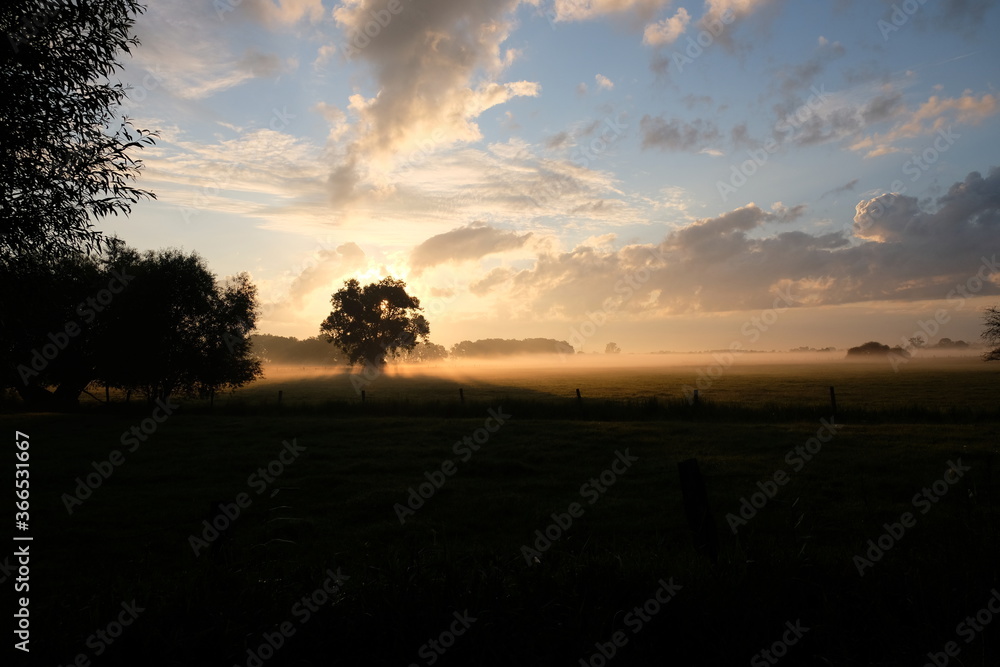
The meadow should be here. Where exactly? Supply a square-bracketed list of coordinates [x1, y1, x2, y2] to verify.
[6, 354, 1000, 666]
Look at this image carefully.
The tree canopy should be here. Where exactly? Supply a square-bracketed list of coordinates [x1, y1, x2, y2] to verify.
[250, 334, 348, 366]
[0, 0, 156, 262]
[449, 338, 574, 357]
[320, 277, 430, 367]
[845, 341, 910, 358]
[3, 247, 262, 407]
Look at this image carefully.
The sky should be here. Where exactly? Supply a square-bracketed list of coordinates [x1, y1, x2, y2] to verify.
[102, 0, 1000, 353]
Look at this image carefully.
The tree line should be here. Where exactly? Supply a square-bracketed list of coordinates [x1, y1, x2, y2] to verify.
[2, 246, 261, 408]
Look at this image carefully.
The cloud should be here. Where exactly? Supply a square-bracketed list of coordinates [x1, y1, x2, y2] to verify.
[639, 115, 721, 152]
[820, 178, 859, 199]
[470, 266, 516, 296]
[861, 89, 904, 125]
[410, 222, 533, 274]
[853, 168, 1000, 244]
[327, 0, 541, 205]
[643, 7, 691, 46]
[938, 0, 998, 32]
[849, 91, 997, 158]
[472, 168, 1000, 318]
[595, 73, 615, 90]
[774, 37, 845, 97]
[551, 0, 674, 22]
[237, 0, 325, 25]
[697, 0, 776, 48]
[285, 242, 368, 307]
[545, 131, 572, 149]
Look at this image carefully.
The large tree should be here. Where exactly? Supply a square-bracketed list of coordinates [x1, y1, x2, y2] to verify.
[98, 248, 263, 403]
[320, 277, 430, 367]
[983, 306, 1000, 361]
[3, 247, 263, 407]
[1, 249, 107, 406]
[0, 0, 156, 262]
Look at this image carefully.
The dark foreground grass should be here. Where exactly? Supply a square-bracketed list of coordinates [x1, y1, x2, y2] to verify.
[7, 408, 999, 666]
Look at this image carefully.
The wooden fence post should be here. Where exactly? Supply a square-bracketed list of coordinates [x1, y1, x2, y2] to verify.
[677, 458, 719, 563]
[459, 387, 465, 405]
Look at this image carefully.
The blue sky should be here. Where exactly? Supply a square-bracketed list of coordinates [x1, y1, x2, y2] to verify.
[103, 0, 1000, 352]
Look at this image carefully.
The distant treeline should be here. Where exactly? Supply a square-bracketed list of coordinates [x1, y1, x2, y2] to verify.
[250, 335, 347, 365]
[251, 334, 451, 365]
[251, 335, 575, 364]
[449, 338, 574, 357]
[846, 338, 971, 357]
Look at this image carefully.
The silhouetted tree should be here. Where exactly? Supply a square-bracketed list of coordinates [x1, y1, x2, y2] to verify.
[100, 248, 263, 403]
[250, 334, 347, 365]
[0, 0, 156, 263]
[845, 341, 910, 358]
[449, 338, 574, 357]
[983, 306, 1000, 361]
[393, 341, 448, 363]
[2, 250, 107, 407]
[605, 342, 621, 354]
[930, 337, 969, 350]
[194, 272, 264, 402]
[3, 247, 263, 407]
[320, 277, 429, 367]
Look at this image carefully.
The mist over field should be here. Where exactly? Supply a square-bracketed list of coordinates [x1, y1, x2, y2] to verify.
[226, 352, 997, 416]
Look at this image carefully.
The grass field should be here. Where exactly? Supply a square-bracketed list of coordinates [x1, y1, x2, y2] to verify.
[221, 355, 1000, 412]
[6, 356, 1000, 666]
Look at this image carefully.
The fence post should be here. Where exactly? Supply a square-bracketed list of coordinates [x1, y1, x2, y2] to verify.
[361, 389, 366, 404]
[677, 458, 719, 563]
[459, 387, 465, 405]
[693, 389, 699, 406]
[575, 388, 582, 405]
